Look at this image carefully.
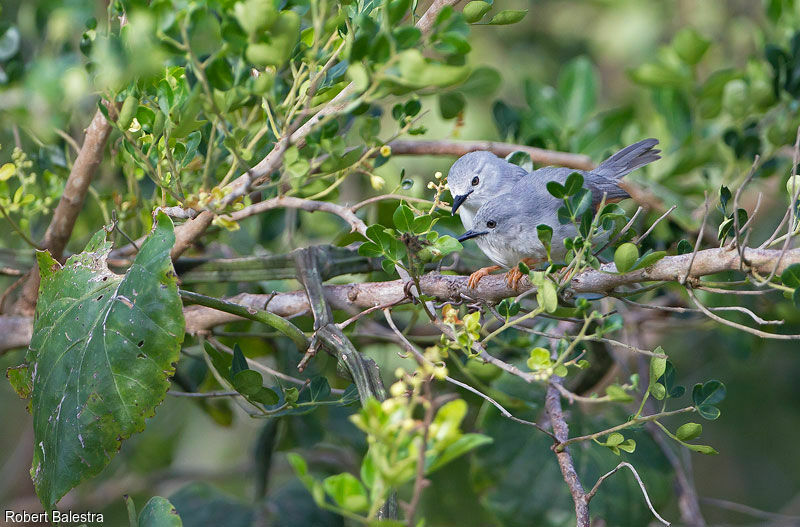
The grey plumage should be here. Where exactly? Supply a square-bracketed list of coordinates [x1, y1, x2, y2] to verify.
[448, 139, 660, 229]
[447, 151, 527, 230]
[457, 139, 660, 270]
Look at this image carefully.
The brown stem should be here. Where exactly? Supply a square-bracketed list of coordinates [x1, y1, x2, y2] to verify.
[386, 139, 594, 170]
[11, 105, 115, 315]
[545, 379, 589, 526]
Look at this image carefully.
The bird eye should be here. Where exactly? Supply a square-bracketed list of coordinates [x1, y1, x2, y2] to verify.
[471, 176, 479, 186]
[486, 220, 496, 228]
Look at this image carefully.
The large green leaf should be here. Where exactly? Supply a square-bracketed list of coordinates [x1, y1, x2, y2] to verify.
[25, 211, 184, 510]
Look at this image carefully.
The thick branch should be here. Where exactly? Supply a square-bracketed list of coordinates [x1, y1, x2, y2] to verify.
[387, 139, 594, 170]
[3, 246, 800, 353]
[12, 106, 114, 315]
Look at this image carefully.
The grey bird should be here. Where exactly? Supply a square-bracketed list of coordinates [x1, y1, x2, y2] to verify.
[447, 151, 528, 230]
[456, 139, 661, 289]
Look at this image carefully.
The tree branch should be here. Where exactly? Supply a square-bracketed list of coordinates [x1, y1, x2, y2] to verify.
[386, 139, 594, 170]
[4, 246, 800, 353]
[545, 378, 589, 526]
[11, 106, 114, 314]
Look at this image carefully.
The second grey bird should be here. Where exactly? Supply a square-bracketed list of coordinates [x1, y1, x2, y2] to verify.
[457, 139, 661, 288]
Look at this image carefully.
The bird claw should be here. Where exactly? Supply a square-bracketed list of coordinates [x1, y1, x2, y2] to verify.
[504, 267, 525, 290]
[468, 267, 493, 289]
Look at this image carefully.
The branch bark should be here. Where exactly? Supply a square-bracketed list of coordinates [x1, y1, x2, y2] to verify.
[11, 106, 114, 315]
[386, 139, 594, 170]
[3, 246, 800, 353]
[545, 378, 589, 526]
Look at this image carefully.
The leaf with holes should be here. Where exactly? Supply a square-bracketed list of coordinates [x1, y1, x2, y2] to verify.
[23, 211, 184, 511]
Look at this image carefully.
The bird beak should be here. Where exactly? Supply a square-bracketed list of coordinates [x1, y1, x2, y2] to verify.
[457, 229, 488, 242]
[451, 190, 473, 215]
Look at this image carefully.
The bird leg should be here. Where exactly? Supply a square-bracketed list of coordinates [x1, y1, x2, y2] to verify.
[504, 258, 542, 290]
[467, 265, 502, 289]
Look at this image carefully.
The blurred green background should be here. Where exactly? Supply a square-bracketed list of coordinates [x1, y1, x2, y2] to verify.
[1, 0, 800, 525]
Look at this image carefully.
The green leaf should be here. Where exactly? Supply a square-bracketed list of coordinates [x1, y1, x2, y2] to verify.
[563, 172, 584, 197]
[546, 181, 566, 199]
[696, 404, 721, 420]
[614, 243, 639, 273]
[650, 382, 666, 400]
[169, 482, 254, 527]
[206, 58, 234, 91]
[487, 9, 527, 25]
[676, 422, 703, 441]
[392, 49, 470, 89]
[26, 211, 184, 511]
[685, 443, 719, 455]
[393, 204, 415, 232]
[358, 241, 383, 258]
[692, 380, 725, 420]
[605, 384, 633, 403]
[393, 26, 421, 49]
[672, 28, 710, 65]
[461, 66, 502, 96]
[505, 151, 533, 172]
[630, 250, 666, 271]
[536, 280, 558, 313]
[434, 235, 462, 256]
[719, 185, 732, 212]
[323, 473, 369, 513]
[234, 0, 277, 36]
[527, 347, 551, 370]
[497, 298, 520, 317]
[439, 92, 466, 119]
[427, 433, 493, 473]
[677, 239, 692, 255]
[536, 224, 553, 260]
[462, 1, 492, 23]
[6, 364, 31, 400]
[692, 380, 726, 406]
[231, 343, 248, 377]
[781, 263, 800, 288]
[388, 0, 412, 24]
[233, 370, 263, 396]
[618, 439, 636, 453]
[649, 350, 667, 389]
[138, 496, 182, 527]
[606, 433, 624, 447]
[558, 57, 597, 127]
[0, 163, 15, 181]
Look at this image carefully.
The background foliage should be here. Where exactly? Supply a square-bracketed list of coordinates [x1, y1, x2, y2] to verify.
[1, 0, 800, 525]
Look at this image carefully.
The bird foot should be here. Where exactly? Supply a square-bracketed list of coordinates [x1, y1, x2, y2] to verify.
[504, 259, 541, 290]
[467, 266, 500, 289]
[504, 267, 525, 290]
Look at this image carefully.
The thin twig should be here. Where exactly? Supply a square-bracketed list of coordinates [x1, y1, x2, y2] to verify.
[681, 192, 710, 285]
[615, 295, 783, 325]
[700, 497, 800, 522]
[685, 287, 800, 340]
[634, 206, 677, 245]
[594, 206, 643, 256]
[586, 462, 670, 526]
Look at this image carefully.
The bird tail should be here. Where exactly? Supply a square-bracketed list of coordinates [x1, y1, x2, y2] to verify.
[589, 138, 660, 202]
